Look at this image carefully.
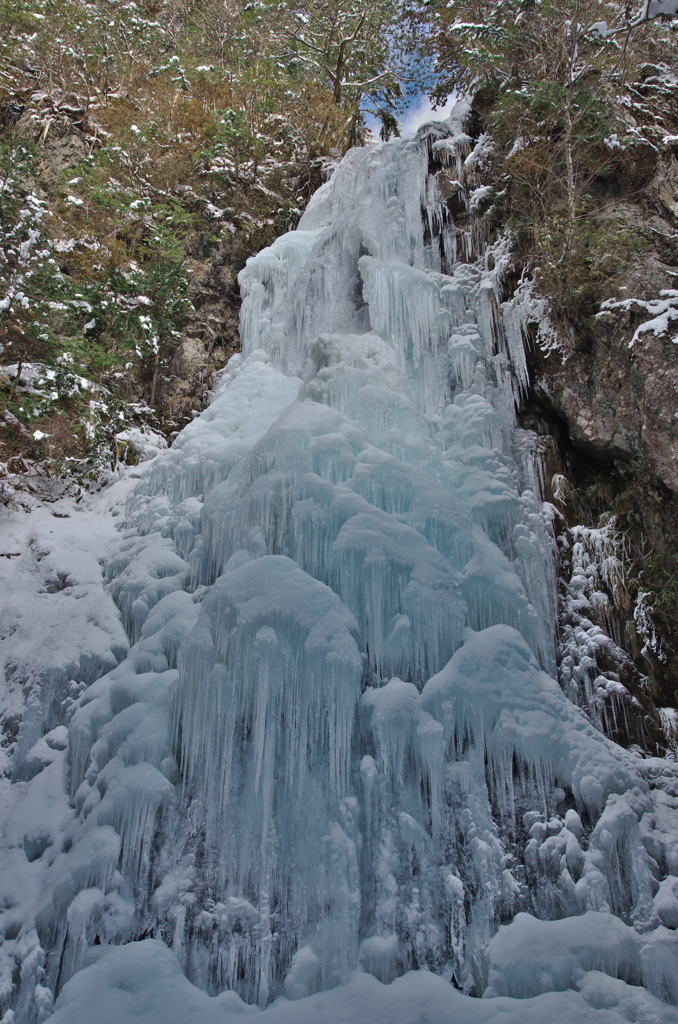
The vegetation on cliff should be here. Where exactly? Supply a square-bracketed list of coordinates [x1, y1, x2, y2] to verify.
[0, 0, 421, 492]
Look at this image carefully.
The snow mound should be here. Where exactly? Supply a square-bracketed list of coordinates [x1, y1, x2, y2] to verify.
[47, 939, 678, 1024]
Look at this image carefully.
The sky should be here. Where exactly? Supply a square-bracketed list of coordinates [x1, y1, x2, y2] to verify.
[364, 93, 457, 141]
[398, 93, 457, 133]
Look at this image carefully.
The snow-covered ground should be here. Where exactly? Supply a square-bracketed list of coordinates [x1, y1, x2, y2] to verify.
[0, 468, 141, 1017]
[0, 480, 133, 770]
[45, 937, 678, 1024]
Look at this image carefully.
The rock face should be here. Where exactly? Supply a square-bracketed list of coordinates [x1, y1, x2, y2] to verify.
[520, 160, 678, 717]
[166, 239, 242, 428]
[531, 269, 678, 491]
[16, 110, 88, 185]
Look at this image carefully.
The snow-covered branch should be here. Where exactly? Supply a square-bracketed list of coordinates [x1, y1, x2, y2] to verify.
[589, 0, 678, 38]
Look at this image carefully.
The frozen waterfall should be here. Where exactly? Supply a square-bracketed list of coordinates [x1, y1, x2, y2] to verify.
[7, 106, 678, 1024]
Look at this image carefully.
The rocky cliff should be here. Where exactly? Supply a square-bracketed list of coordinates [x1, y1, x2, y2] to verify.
[505, 80, 678, 745]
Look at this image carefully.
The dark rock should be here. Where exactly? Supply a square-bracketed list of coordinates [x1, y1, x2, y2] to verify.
[16, 112, 88, 187]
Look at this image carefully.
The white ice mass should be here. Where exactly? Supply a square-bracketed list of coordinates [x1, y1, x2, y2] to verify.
[2, 104, 678, 1024]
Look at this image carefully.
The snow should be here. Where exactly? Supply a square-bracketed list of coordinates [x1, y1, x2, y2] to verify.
[115, 426, 167, 463]
[0, 474, 145, 1011]
[2, 104, 678, 1024]
[654, 875, 678, 928]
[484, 910, 678, 1002]
[46, 939, 678, 1024]
[598, 291, 678, 347]
[0, 490, 131, 782]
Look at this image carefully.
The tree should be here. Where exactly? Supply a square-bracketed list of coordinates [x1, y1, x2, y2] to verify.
[426, 0, 678, 222]
[429, 2, 648, 219]
[414, 0, 678, 331]
[280, 0, 412, 146]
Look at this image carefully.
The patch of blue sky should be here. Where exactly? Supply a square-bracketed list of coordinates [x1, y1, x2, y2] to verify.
[364, 93, 457, 140]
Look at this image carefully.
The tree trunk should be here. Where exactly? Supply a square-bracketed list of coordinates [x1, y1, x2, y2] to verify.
[565, 109, 575, 224]
[333, 42, 346, 104]
[565, 7, 578, 225]
[149, 351, 159, 409]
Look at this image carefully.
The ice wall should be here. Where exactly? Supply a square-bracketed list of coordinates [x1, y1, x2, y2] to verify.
[8, 106, 678, 1023]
